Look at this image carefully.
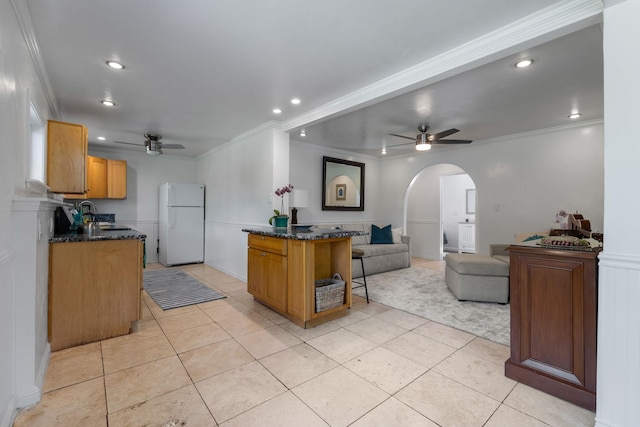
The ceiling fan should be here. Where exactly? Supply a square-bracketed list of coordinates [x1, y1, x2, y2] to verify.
[388, 124, 472, 151]
[113, 134, 185, 155]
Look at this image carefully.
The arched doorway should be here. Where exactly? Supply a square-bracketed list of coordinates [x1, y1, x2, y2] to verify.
[405, 163, 476, 260]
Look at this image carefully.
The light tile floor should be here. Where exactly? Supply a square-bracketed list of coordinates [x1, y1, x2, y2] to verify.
[14, 258, 596, 426]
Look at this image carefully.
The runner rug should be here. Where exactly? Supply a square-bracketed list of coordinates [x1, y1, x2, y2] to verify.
[143, 268, 226, 310]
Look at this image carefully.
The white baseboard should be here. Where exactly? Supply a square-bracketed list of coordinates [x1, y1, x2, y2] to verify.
[16, 343, 49, 409]
[0, 395, 16, 427]
[15, 385, 40, 409]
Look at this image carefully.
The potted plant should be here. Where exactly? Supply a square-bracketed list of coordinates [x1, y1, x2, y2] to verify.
[269, 184, 293, 227]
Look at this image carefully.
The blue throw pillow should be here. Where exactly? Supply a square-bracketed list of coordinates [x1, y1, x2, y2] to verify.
[371, 224, 393, 244]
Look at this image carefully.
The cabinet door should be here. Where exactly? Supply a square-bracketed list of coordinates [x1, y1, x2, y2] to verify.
[248, 247, 287, 312]
[86, 156, 107, 198]
[47, 120, 87, 193]
[49, 239, 142, 351]
[506, 247, 598, 410]
[107, 159, 127, 199]
[458, 223, 475, 253]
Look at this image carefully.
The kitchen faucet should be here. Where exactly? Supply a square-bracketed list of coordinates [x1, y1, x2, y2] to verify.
[78, 200, 97, 223]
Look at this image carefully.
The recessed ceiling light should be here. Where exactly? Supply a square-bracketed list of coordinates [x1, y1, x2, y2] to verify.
[106, 61, 125, 70]
[299, 129, 307, 137]
[569, 112, 582, 119]
[381, 148, 387, 155]
[272, 108, 282, 114]
[291, 98, 301, 105]
[515, 59, 534, 68]
[101, 100, 115, 107]
[97, 136, 106, 141]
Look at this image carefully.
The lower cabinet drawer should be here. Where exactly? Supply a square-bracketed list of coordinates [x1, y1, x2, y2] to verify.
[248, 234, 287, 255]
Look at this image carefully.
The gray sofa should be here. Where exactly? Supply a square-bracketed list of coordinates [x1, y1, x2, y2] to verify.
[444, 244, 510, 304]
[318, 223, 411, 278]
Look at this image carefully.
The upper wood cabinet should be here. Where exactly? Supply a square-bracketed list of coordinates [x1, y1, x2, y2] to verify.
[86, 156, 107, 199]
[47, 120, 88, 194]
[107, 159, 127, 199]
[66, 157, 127, 200]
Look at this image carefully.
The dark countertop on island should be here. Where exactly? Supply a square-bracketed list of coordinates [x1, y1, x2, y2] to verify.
[50, 228, 146, 243]
[242, 226, 366, 241]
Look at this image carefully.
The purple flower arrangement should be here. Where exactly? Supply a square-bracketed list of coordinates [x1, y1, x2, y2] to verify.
[269, 184, 294, 225]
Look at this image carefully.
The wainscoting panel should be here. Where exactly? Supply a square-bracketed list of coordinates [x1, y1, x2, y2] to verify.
[407, 219, 441, 260]
[205, 221, 250, 281]
[0, 248, 16, 427]
[595, 252, 640, 427]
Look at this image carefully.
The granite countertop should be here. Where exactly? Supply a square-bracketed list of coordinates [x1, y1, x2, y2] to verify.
[510, 237, 603, 252]
[50, 228, 147, 243]
[242, 226, 366, 241]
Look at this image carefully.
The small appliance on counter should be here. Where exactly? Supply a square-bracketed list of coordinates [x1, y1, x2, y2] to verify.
[54, 206, 72, 234]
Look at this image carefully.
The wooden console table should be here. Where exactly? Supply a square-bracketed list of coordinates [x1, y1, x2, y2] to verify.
[243, 227, 363, 328]
[505, 244, 600, 411]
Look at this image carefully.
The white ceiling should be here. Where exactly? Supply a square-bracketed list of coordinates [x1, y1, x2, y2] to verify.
[23, 0, 603, 158]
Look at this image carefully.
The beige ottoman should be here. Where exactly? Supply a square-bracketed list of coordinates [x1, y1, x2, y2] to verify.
[445, 253, 510, 304]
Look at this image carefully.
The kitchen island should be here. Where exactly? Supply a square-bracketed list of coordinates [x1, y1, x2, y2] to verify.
[49, 228, 146, 351]
[242, 227, 365, 328]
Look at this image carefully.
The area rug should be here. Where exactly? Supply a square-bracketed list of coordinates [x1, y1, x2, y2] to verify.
[143, 269, 226, 310]
[352, 266, 510, 345]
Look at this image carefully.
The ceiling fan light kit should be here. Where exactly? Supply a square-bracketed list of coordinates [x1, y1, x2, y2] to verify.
[415, 141, 432, 151]
[389, 124, 472, 152]
[113, 133, 185, 155]
[146, 141, 163, 155]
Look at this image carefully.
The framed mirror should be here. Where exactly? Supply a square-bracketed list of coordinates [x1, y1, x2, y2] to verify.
[466, 189, 476, 214]
[322, 156, 365, 211]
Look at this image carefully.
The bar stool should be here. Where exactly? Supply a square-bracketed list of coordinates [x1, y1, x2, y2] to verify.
[351, 248, 369, 303]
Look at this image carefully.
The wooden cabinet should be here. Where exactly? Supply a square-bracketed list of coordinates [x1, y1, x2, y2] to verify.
[458, 222, 475, 253]
[505, 245, 599, 411]
[247, 233, 352, 328]
[47, 120, 88, 194]
[248, 234, 288, 312]
[49, 238, 143, 351]
[107, 159, 127, 199]
[86, 156, 107, 198]
[66, 157, 127, 200]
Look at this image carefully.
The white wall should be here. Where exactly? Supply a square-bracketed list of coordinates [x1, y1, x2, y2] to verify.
[197, 125, 285, 279]
[0, 2, 54, 425]
[596, 1, 640, 425]
[289, 141, 381, 225]
[378, 122, 604, 255]
[86, 148, 198, 263]
[405, 164, 463, 259]
[441, 173, 476, 252]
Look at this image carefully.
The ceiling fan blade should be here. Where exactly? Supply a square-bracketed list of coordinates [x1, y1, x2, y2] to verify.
[431, 128, 460, 140]
[387, 141, 415, 148]
[431, 139, 472, 144]
[113, 140, 145, 146]
[161, 143, 185, 149]
[389, 133, 415, 141]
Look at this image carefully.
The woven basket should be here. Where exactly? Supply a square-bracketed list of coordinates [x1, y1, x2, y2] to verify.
[315, 273, 345, 312]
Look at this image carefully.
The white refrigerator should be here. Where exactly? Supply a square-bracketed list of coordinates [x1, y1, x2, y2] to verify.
[158, 183, 205, 266]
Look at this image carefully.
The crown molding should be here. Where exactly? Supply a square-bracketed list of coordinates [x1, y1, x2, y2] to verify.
[282, 0, 603, 132]
[11, 0, 59, 119]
